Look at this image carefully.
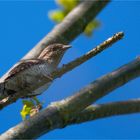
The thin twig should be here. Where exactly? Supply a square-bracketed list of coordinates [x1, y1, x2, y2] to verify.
[51, 32, 124, 79]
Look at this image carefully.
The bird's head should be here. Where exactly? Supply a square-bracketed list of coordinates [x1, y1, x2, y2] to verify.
[38, 43, 71, 66]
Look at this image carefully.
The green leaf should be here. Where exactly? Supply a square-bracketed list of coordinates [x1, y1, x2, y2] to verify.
[48, 0, 100, 37]
[20, 98, 43, 120]
[84, 20, 100, 37]
[20, 104, 32, 120]
[49, 10, 66, 23]
[20, 100, 34, 120]
[22, 99, 34, 106]
[56, 0, 79, 11]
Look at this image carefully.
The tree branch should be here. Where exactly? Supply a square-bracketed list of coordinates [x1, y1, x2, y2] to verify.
[49, 56, 140, 116]
[68, 99, 140, 125]
[22, 0, 110, 59]
[1, 57, 140, 139]
[0, 32, 123, 109]
[51, 32, 124, 79]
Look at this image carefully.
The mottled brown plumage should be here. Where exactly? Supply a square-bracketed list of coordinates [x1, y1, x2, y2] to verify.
[5, 59, 44, 81]
[0, 43, 71, 99]
[5, 44, 71, 81]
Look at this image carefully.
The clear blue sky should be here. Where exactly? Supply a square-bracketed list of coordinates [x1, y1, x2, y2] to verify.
[0, 1, 140, 139]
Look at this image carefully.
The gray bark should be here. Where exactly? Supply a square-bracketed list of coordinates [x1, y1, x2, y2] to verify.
[1, 57, 140, 139]
[22, 0, 110, 59]
[68, 99, 140, 124]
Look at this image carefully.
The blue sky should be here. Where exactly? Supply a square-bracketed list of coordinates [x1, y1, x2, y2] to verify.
[0, 1, 140, 139]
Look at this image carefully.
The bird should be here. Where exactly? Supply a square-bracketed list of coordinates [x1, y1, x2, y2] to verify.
[0, 43, 71, 100]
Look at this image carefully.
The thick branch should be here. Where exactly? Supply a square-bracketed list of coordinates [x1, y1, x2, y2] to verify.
[50, 57, 140, 116]
[1, 57, 140, 139]
[23, 0, 110, 59]
[68, 99, 140, 125]
[0, 32, 123, 109]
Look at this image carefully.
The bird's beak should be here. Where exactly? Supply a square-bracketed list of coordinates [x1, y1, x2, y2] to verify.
[62, 45, 72, 50]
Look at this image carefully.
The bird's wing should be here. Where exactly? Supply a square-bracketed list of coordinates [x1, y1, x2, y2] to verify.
[5, 59, 45, 80]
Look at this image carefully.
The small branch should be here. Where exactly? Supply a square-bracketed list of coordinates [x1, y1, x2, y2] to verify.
[51, 32, 124, 78]
[68, 99, 140, 125]
[1, 57, 140, 139]
[0, 32, 123, 110]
